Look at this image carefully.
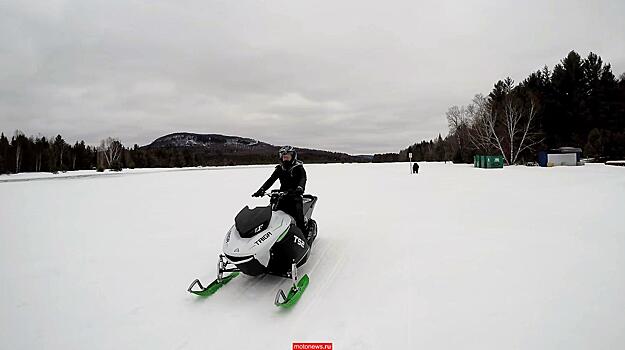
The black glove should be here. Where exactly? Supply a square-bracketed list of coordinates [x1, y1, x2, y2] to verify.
[292, 186, 304, 195]
[252, 189, 265, 197]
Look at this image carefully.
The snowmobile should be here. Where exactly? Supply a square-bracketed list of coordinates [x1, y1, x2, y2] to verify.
[188, 190, 318, 307]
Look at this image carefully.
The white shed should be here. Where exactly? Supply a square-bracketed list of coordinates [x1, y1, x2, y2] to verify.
[547, 153, 577, 166]
[538, 147, 583, 167]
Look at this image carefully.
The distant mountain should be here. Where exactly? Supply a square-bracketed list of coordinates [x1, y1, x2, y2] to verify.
[144, 133, 274, 151]
[140, 132, 371, 165]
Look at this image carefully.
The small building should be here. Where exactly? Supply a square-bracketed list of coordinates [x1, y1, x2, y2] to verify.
[538, 147, 583, 167]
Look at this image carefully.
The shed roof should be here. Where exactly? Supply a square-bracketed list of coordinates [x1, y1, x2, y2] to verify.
[551, 146, 582, 153]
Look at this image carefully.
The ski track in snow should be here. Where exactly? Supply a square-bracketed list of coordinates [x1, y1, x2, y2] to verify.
[1, 162, 625, 350]
[298, 240, 348, 320]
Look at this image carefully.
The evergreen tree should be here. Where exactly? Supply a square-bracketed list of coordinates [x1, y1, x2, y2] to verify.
[0, 133, 9, 174]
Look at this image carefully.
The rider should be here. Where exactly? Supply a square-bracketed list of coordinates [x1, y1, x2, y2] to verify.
[252, 146, 307, 233]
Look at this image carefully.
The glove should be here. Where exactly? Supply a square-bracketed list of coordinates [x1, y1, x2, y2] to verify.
[252, 189, 265, 197]
[292, 186, 304, 195]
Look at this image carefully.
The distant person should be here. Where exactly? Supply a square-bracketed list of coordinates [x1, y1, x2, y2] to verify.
[252, 146, 307, 233]
[412, 162, 419, 174]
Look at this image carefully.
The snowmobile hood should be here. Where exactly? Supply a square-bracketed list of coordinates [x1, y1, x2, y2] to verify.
[234, 205, 272, 238]
[223, 210, 292, 265]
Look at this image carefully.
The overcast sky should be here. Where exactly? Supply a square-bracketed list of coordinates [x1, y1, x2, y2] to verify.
[1, 0, 624, 154]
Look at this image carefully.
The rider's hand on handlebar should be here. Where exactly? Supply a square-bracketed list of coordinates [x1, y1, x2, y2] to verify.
[252, 189, 265, 197]
[291, 186, 304, 195]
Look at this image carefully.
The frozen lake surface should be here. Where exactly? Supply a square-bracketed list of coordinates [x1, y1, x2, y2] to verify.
[1, 162, 624, 349]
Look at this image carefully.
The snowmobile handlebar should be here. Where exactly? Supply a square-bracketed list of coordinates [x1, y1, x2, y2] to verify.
[263, 190, 290, 210]
[264, 190, 289, 197]
[264, 191, 288, 202]
[264, 190, 305, 198]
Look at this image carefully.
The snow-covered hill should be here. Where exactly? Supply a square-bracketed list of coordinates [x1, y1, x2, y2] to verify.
[139, 132, 370, 165]
[1, 162, 624, 349]
[144, 132, 272, 150]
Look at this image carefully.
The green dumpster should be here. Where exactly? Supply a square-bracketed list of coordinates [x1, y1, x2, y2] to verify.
[495, 156, 504, 168]
[475, 155, 504, 168]
[485, 155, 504, 168]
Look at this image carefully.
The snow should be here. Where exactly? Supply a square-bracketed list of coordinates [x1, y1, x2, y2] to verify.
[1, 162, 625, 349]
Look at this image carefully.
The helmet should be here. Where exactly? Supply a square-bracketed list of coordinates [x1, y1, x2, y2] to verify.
[278, 145, 297, 167]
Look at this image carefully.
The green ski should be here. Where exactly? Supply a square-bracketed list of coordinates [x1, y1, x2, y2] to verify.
[187, 272, 239, 297]
[275, 274, 309, 307]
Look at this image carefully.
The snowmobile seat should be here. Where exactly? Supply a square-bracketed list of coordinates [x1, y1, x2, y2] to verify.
[235, 205, 272, 238]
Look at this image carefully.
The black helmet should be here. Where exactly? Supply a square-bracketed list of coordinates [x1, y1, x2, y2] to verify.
[279, 145, 297, 167]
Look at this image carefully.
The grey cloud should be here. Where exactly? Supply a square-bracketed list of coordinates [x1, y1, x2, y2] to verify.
[1, 0, 624, 154]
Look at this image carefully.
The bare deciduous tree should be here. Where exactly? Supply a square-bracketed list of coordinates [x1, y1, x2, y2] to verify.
[468, 94, 543, 165]
[14, 130, 24, 173]
[59, 143, 65, 169]
[15, 143, 21, 173]
[446, 105, 470, 159]
[501, 98, 542, 165]
[98, 137, 122, 168]
[467, 94, 495, 154]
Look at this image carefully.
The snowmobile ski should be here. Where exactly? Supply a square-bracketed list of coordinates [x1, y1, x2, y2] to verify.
[274, 273, 309, 307]
[187, 272, 239, 297]
[274, 262, 309, 307]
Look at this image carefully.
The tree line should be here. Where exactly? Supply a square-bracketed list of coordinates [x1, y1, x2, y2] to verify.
[0, 132, 366, 174]
[0, 133, 133, 174]
[391, 51, 625, 164]
[0, 133, 95, 174]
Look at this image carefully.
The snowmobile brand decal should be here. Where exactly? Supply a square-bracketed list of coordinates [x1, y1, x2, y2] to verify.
[294, 236, 305, 248]
[254, 231, 272, 246]
[254, 224, 264, 234]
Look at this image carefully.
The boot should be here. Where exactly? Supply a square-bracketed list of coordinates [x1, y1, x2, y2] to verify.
[305, 219, 317, 246]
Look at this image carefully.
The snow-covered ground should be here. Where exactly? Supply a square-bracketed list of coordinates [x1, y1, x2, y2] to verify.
[1, 162, 624, 349]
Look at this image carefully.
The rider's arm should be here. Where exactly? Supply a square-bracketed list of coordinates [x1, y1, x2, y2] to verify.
[260, 166, 280, 191]
[296, 166, 307, 193]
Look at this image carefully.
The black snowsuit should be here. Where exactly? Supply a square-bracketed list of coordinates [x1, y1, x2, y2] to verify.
[260, 161, 307, 232]
[412, 162, 419, 174]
